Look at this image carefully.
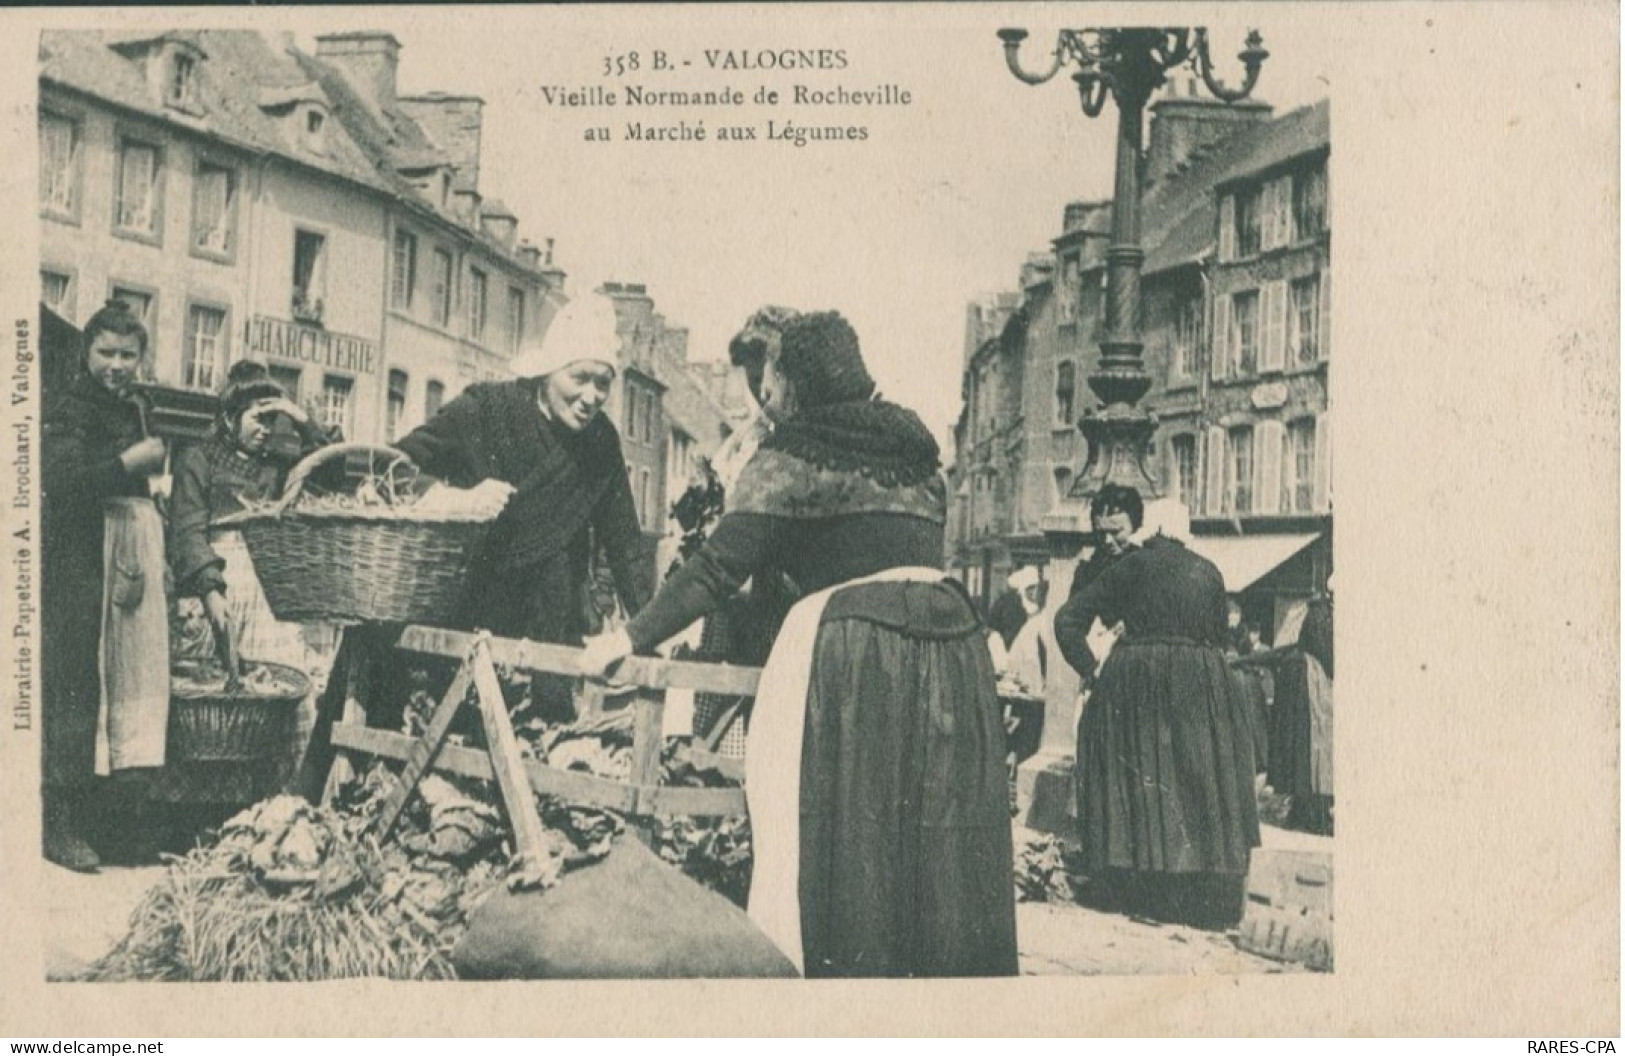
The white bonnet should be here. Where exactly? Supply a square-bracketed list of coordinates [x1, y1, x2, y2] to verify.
[509, 289, 622, 379]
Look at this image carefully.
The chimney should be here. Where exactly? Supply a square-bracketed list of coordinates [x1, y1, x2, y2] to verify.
[398, 92, 485, 192]
[1145, 81, 1272, 188]
[314, 32, 402, 110]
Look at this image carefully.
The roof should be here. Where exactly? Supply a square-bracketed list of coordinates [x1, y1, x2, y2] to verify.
[41, 30, 553, 277]
[1143, 100, 1330, 275]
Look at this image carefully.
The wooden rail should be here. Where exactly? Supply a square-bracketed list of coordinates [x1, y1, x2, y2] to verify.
[315, 623, 756, 822]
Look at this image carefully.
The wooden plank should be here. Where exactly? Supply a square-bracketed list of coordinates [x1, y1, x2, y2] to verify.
[372, 665, 472, 840]
[468, 640, 553, 865]
[634, 783, 748, 818]
[393, 625, 762, 697]
[330, 723, 638, 811]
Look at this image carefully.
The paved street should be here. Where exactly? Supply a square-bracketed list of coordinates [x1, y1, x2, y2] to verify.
[42, 823, 1329, 980]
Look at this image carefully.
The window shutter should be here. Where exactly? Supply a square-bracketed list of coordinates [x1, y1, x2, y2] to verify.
[1261, 280, 1288, 372]
[1318, 269, 1332, 361]
[1313, 412, 1332, 511]
[1218, 194, 1236, 262]
[1211, 294, 1231, 381]
[1203, 427, 1227, 517]
[1255, 420, 1285, 515]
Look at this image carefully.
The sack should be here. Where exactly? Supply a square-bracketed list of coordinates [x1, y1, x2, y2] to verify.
[453, 835, 798, 980]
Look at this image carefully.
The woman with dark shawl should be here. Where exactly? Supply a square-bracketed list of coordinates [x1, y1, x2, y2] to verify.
[580, 311, 1018, 978]
[1054, 498, 1261, 929]
[41, 300, 170, 871]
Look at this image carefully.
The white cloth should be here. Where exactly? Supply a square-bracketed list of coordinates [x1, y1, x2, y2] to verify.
[508, 289, 622, 379]
[96, 498, 170, 775]
[743, 564, 946, 975]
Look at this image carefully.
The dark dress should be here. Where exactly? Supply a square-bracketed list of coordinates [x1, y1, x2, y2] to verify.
[1269, 596, 1334, 802]
[394, 381, 650, 643]
[1054, 537, 1261, 882]
[625, 442, 1018, 978]
[40, 374, 153, 788]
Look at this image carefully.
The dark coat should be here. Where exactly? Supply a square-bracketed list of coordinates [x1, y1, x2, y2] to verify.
[40, 374, 155, 786]
[393, 381, 649, 644]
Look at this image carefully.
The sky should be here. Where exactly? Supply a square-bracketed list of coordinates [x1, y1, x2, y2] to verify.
[320, 7, 1333, 441]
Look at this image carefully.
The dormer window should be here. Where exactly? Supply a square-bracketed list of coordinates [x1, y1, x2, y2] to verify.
[166, 51, 198, 110]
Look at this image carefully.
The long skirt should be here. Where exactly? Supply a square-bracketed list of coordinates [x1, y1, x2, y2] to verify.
[95, 498, 170, 776]
[1268, 651, 1333, 797]
[1076, 639, 1260, 877]
[794, 582, 1018, 978]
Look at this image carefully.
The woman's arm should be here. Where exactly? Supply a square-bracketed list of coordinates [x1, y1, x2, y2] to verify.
[392, 388, 489, 486]
[624, 511, 788, 653]
[594, 463, 652, 616]
[168, 446, 227, 598]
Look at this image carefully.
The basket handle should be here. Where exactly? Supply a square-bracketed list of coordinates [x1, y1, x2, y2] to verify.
[271, 442, 416, 516]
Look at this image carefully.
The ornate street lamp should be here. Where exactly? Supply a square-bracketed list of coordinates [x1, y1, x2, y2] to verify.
[997, 27, 1268, 509]
[996, 27, 1267, 831]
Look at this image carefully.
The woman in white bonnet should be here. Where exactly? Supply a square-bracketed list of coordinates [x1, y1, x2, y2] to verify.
[393, 288, 650, 660]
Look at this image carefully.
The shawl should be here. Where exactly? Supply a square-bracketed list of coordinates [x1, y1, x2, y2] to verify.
[730, 399, 945, 523]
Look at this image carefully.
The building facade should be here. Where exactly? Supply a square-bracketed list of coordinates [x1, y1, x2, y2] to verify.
[39, 29, 562, 445]
[947, 90, 1332, 644]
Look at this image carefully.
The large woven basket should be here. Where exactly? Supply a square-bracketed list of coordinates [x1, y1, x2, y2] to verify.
[168, 660, 310, 763]
[216, 442, 497, 626]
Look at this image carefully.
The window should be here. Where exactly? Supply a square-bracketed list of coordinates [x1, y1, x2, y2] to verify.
[1227, 425, 1255, 515]
[1231, 290, 1260, 375]
[320, 374, 354, 435]
[1285, 418, 1317, 513]
[167, 53, 197, 109]
[40, 270, 73, 318]
[425, 379, 445, 420]
[1293, 164, 1327, 240]
[386, 369, 408, 440]
[182, 304, 228, 392]
[191, 162, 236, 258]
[1054, 360, 1076, 426]
[507, 287, 526, 352]
[468, 267, 488, 339]
[268, 364, 303, 405]
[40, 113, 80, 219]
[292, 230, 326, 323]
[114, 138, 163, 238]
[391, 229, 417, 310]
[1170, 434, 1198, 508]
[1290, 275, 1321, 365]
[1172, 296, 1201, 379]
[431, 248, 454, 326]
[1233, 186, 1262, 258]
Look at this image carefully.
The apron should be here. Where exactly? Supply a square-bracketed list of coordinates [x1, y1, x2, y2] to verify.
[95, 498, 170, 775]
[743, 565, 945, 974]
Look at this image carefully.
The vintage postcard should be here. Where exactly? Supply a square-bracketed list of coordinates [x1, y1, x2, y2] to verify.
[0, 0, 1615, 1038]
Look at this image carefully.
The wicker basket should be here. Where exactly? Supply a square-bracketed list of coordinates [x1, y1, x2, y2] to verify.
[217, 443, 497, 626]
[168, 660, 310, 763]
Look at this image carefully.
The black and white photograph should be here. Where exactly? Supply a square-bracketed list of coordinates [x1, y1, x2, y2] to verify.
[0, 0, 1615, 1038]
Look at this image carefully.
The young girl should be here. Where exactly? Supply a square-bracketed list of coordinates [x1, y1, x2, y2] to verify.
[165, 362, 337, 801]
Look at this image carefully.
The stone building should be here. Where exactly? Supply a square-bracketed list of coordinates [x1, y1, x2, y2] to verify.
[948, 88, 1332, 644]
[38, 29, 562, 444]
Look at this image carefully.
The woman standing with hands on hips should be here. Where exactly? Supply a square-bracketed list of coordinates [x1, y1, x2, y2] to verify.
[41, 300, 170, 871]
[580, 311, 1017, 978]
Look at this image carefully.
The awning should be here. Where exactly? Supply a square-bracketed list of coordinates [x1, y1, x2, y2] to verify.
[1187, 533, 1322, 594]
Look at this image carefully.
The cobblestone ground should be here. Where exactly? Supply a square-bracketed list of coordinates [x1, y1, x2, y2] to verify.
[43, 825, 1330, 979]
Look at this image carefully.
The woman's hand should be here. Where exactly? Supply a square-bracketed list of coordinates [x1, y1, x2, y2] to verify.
[119, 436, 167, 475]
[258, 396, 309, 425]
[578, 627, 633, 680]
